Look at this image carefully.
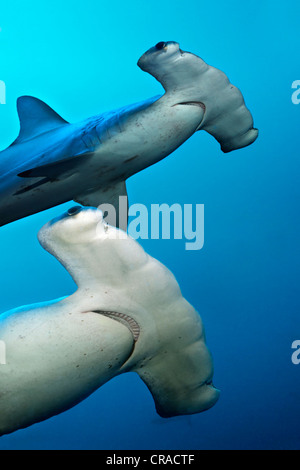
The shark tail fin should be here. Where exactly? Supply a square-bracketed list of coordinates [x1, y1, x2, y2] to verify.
[10, 96, 69, 146]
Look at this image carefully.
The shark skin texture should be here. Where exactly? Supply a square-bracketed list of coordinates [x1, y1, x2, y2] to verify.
[0, 41, 258, 227]
[0, 206, 219, 436]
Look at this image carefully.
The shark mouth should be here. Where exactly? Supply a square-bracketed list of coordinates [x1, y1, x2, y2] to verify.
[93, 310, 140, 342]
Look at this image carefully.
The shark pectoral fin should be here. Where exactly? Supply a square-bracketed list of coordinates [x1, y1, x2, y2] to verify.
[18, 152, 94, 180]
[74, 180, 129, 229]
[135, 341, 220, 418]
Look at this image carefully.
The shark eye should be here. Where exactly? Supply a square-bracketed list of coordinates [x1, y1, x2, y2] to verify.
[155, 42, 166, 50]
[67, 206, 82, 216]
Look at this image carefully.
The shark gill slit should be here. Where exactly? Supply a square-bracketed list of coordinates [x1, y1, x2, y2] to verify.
[172, 101, 206, 128]
[93, 310, 140, 342]
[172, 101, 206, 111]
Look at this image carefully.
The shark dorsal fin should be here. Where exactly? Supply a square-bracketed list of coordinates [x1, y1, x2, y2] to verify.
[11, 96, 69, 146]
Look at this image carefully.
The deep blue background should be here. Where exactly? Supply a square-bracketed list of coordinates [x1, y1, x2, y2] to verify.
[0, 0, 299, 450]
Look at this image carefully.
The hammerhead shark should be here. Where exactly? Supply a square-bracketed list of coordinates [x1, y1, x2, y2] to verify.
[0, 41, 258, 227]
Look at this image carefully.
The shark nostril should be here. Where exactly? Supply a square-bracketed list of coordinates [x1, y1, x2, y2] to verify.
[67, 206, 82, 216]
[155, 42, 166, 50]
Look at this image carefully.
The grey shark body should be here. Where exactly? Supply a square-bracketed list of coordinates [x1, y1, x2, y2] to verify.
[0, 41, 258, 227]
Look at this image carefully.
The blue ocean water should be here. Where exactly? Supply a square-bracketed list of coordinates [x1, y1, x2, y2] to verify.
[0, 0, 299, 450]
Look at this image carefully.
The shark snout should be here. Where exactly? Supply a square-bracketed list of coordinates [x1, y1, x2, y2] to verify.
[138, 41, 180, 71]
[154, 41, 178, 51]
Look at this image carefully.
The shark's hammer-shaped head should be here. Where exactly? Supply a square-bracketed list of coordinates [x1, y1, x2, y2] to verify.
[138, 41, 258, 153]
[37, 206, 220, 418]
